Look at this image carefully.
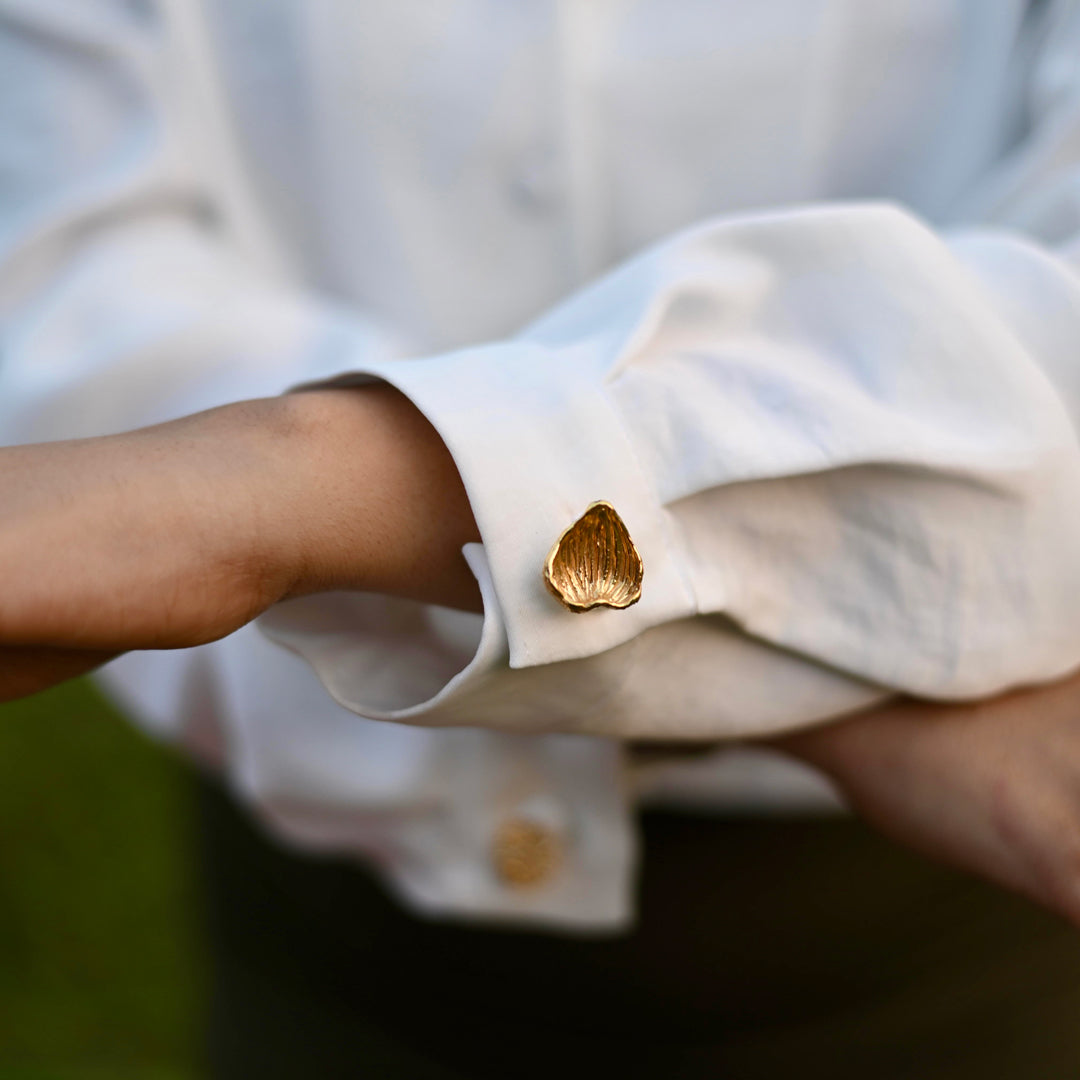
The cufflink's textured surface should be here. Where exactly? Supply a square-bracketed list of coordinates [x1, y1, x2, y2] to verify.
[543, 501, 643, 613]
[492, 818, 563, 888]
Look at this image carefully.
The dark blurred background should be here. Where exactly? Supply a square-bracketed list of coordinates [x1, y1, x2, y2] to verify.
[0, 680, 203, 1079]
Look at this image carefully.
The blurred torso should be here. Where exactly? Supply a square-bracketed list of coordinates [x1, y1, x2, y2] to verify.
[207, 0, 1031, 349]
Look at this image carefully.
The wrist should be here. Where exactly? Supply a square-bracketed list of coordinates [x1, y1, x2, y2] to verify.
[269, 385, 482, 610]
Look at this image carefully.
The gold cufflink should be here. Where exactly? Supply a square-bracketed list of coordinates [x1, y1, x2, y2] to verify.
[543, 500, 643, 613]
[492, 817, 563, 888]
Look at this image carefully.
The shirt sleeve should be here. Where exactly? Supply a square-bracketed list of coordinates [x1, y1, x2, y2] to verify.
[262, 2, 1080, 739]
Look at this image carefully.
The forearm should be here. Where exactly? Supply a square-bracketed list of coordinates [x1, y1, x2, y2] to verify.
[0, 386, 479, 653]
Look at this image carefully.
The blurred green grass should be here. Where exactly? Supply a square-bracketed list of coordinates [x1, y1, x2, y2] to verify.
[0, 679, 204, 1079]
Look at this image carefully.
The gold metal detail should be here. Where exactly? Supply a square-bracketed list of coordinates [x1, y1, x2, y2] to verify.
[543, 500, 643, 613]
[492, 818, 563, 888]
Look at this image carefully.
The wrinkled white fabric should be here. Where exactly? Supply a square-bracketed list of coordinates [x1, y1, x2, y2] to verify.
[2, 0, 1080, 927]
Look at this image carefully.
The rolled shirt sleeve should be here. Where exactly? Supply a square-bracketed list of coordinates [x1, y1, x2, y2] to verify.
[264, 198, 1080, 737]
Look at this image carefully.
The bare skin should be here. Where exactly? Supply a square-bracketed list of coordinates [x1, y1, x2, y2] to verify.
[2, 385, 1080, 927]
[0, 386, 480, 657]
[772, 678, 1080, 927]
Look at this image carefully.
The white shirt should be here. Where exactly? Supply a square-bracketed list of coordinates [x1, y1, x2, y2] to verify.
[2, 0, 1080, 929]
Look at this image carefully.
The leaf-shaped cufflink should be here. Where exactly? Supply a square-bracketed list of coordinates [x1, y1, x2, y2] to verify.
[543, 501, 643, 613]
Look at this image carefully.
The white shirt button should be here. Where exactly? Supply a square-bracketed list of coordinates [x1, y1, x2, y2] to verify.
[508, 147, 561, 212]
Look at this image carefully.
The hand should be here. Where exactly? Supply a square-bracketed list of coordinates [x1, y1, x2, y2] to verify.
[0, 386, 479, 691]
[0, 646, 117, 702]
[772, 671, 1080, 926]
